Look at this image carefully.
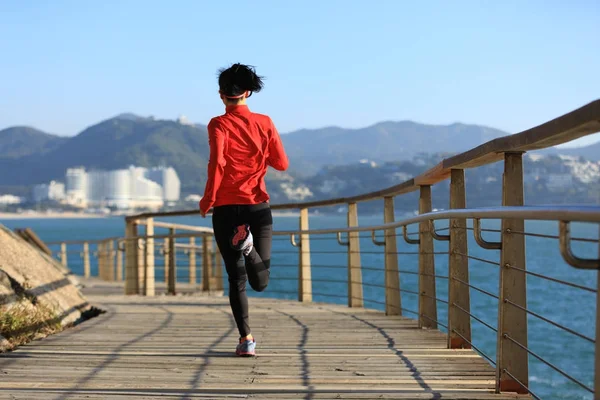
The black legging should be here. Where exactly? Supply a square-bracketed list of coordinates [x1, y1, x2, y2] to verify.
[212, 202, 272, 338]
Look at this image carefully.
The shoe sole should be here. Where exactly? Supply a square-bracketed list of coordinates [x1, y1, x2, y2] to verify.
[231, 225, 250, 248]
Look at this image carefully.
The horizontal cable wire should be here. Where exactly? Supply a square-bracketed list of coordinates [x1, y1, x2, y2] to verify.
[505, 264, 596, 293]
[421, 314, 448, 330]
[452, 329, 496, 366]
[510, 230, 599, 244]
[504, 299, 594, 343]
[421, 293, 449, 304]
[503, 334, 593, 394]
[502, 369, 541, 400]
[454, 251, 501, 266]
[452, 303, 497, 332]
[452, 277, 499, 299]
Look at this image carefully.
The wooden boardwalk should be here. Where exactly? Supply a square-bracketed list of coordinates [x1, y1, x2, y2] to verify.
[0, 280, 527, 399]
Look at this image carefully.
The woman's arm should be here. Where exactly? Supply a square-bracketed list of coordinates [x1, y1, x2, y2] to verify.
[266, 118, 289, 171]
[199, 120, 227, 215]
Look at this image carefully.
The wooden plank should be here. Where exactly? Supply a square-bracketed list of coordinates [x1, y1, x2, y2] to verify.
[419, 186, 438, 330]
[496, 153, 528, 394]
[347, 203, 363, 307]
[448, 169, 472, 349]
[415, 162, 452, 186]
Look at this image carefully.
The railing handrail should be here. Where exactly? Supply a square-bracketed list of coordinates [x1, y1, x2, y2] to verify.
[270, 205, 600, 236]
[125, 99, 600, 221]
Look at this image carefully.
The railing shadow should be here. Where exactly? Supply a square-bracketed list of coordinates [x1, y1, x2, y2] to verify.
[276, 310, 314, 400]
[52, 304, 174, 400]
[185, 307, 236, 396]
[328, 308, 441, 397]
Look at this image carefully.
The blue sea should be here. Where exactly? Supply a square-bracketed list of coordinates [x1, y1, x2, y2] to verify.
[1, 214, 598, 400]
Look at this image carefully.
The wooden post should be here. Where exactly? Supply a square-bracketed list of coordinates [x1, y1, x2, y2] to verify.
[419, 185, 438, 329]
[595, 225, 600, 395]
[116, 241, 123, 281]
[137, 233, 145, 293]
[384, 196, 401, 316]
[214, 247, 223, 291]
[448, 169, 472, 348]
[124, 219, 139, 295]
[202, 235, 213, 292]
[60, 243, 67, 268]
[298, 208, 312, 302]
[496, 152, 528, 394]
[97, 242, 105, 280]
[168, 228, 176, 295]
[164, 238, 170, 284]
[142, 238, 148, 294]
[189, 237, 196, 284]
[107, 240, 115, 281]
[144, 219, 155, 296]
[83, 242, 91, 278]
[347, 203, 363, 307]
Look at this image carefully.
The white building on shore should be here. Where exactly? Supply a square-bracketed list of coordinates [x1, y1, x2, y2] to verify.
[33, 181, 66, 203]
[39, 166, 181, 210]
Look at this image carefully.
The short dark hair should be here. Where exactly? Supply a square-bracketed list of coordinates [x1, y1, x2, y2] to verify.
[218, 63, 264, 98]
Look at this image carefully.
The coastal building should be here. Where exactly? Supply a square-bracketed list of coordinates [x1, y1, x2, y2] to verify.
[48, 165, 181, 210]
[0, 195, 22, 205]
[33, 181, 65, 203]
[146, 166, 181, 204]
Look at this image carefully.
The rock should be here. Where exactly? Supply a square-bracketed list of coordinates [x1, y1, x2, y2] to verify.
[0, 224, 93, 350]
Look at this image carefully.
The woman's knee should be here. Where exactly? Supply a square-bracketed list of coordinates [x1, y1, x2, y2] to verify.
[248, 272, 269, 292]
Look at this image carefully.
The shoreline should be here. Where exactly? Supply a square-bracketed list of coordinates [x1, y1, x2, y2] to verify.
[0, 212, 107, 220]
[0, 210, 301, 220]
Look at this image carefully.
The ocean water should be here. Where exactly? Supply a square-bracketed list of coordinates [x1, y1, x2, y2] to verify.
[2, 214, 598, 400]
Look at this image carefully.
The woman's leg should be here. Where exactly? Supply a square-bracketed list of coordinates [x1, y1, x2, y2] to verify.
[244, 204, 273, 292]
[212, 207, 251, 338]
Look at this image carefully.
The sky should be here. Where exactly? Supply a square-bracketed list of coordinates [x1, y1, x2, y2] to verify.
[1, 0, 599, 147]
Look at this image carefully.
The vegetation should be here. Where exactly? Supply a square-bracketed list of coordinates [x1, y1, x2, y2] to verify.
[0, 299, 62, 350]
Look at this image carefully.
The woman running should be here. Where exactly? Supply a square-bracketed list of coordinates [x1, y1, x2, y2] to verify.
[199, 63, 289, 357]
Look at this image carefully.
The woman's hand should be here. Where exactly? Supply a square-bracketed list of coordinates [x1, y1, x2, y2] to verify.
[200, 209, 207, 218]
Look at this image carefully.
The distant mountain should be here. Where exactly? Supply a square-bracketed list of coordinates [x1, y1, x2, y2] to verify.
[0, 117, 211, 193]
[281, 121, 509, 176]
[541, 140, 600, 161]
[0, 126, 67, 159]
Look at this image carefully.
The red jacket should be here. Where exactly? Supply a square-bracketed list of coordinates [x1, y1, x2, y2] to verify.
[199, 105, 289, 214]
